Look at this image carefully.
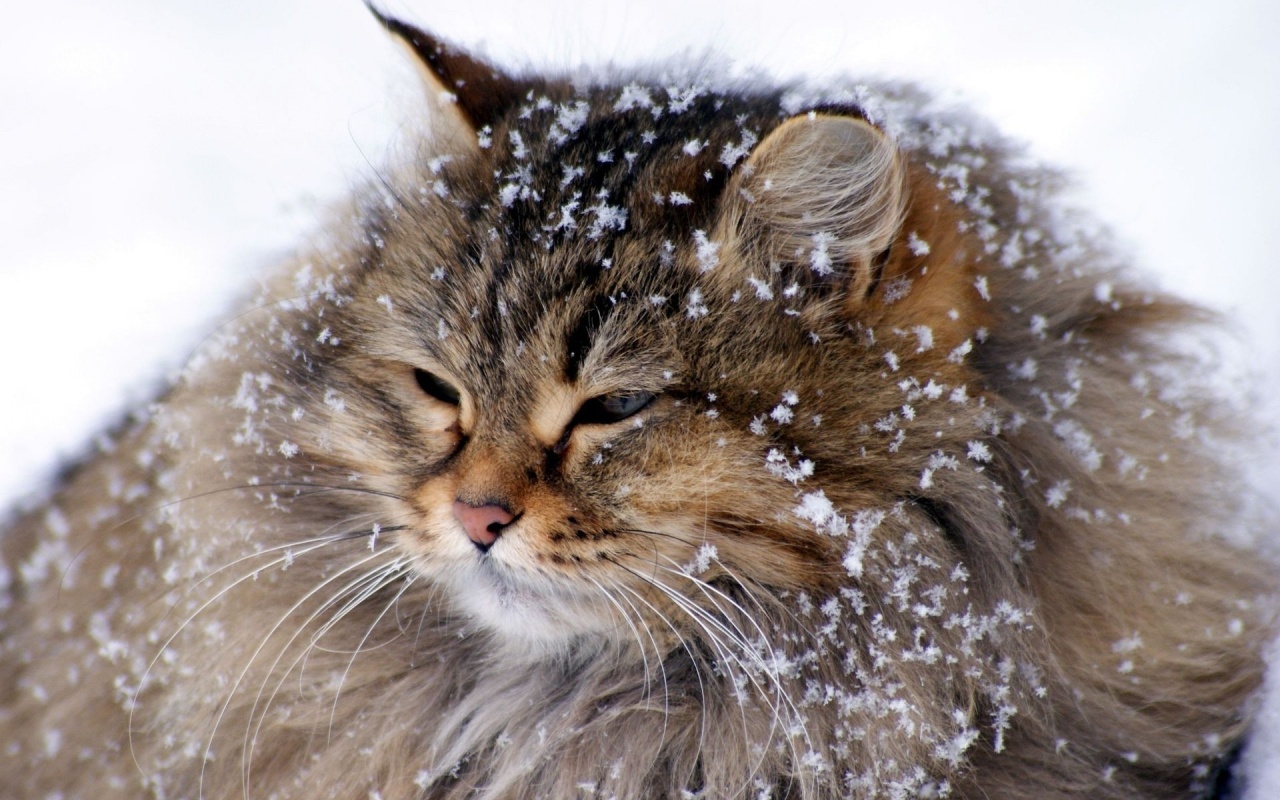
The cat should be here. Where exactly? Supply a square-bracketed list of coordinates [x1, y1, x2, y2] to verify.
[0, 7, 1274, 799]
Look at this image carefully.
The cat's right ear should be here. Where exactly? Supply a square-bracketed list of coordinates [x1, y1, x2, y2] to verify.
[366, 4, 522, 152]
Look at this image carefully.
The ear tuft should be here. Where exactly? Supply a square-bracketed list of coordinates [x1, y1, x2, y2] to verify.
[736, 114, 906, 298]
[365, 3, 523, 149]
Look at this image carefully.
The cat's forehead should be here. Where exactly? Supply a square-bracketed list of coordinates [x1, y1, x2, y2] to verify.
[441, 260, 681, 394]
[430, 80, 782, 270]
[383, 83, 786, 362]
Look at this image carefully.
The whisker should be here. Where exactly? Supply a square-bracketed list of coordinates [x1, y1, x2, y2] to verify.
[648, 580, 793, 794]
[307, 560, 413, 656]
[652, 560, 814, 754]
[614, 524, 843, 575]
[606, 554, 802, 791]
[128, 533, 354, 773]
[653, 558, 807, 684]
[162, 481, 409, 506]
[704, 555, 820, 639]
[325, 564, 417, 742]
[586, 573, 676, 733]
[408, 589, 439, 668]
[184, 548, 391, 798]
[605, 560, 757, 779]
[107, 482, 410, 555]
[185, 524, 407, 599]
[241, 553, 411, 783]
[133, 519, 411, 717]
[584, 575, 654, 686]
[607, 579, 716, 780]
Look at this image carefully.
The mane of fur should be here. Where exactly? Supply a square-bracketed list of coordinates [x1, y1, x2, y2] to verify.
[0, 35, 1274, 800]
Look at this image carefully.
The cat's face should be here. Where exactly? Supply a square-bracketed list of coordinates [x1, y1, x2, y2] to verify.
[205, 22, 989, 664]
[311, 141, 840, 648]
[362, 289, 738, 645]
[264, 91, 945, 655]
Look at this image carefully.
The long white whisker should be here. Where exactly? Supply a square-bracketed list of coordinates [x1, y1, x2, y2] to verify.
[325, 562, 416, 737]
[584, 575, 657, 696]
[608, 579, 718, 787]
[706, 555, 822, 641]
[609, 565, 747, 783]
[654, 559, 778, 652]
[652, 561, 814, 768]
[128, 534, 349, 775]
[612, 559, 795, 793]
[648, 579, 790, 795]
[241, 554, 410, 788]
[187, 547, 390, 799]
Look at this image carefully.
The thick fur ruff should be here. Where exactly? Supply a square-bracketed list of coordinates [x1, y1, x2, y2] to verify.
[0, 15, 1273, 800]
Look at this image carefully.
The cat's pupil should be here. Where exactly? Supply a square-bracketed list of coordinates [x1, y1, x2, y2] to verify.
[573, 391, 655, 427]
[413, 368, 461, 405]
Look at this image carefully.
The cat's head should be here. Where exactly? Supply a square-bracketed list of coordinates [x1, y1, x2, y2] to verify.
[197, 15, 997, 659]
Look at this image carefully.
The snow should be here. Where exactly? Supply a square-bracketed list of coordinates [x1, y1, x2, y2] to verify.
[692, 230, 720, 272]
[1, 3, 1274, 508]
[0, 0, 1277, 792]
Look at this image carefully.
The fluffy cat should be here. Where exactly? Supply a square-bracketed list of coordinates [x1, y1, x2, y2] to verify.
[0, 9, 1273, 799]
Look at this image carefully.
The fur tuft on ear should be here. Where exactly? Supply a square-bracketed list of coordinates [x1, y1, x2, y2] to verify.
[365, 3, 523, 151]
[731, 114, 906, 299]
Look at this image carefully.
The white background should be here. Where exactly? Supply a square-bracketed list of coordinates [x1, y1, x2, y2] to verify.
[2, 0, 1278, 499]
[2, 0, 1279, 790]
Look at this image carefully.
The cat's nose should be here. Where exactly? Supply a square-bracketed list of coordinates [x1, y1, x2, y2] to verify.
[452, 500, 515, 551]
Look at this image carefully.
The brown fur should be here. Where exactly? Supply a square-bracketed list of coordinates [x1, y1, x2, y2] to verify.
[0, 13, 1274, 800]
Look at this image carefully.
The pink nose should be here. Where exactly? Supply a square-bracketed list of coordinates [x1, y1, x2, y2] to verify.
[452, 500, 515, 550]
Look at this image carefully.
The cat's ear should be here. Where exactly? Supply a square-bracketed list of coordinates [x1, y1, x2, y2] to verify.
[723, 113, 906, 302]
[366, 4, 523, 151]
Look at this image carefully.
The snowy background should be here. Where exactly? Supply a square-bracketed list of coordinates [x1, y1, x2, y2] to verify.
[2, 0, 1279, 790]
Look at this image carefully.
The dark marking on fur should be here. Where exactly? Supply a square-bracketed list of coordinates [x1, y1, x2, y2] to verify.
[564, 293, 617, 382]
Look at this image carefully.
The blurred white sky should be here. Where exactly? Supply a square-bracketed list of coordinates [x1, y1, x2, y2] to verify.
[2, 0, 1278, 503]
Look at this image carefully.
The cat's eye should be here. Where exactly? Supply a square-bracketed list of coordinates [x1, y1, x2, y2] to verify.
[413, 368, 461, 406]
[572, 391, 656, 426]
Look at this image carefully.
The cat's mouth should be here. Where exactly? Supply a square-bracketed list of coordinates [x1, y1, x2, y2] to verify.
[473, 557, 540, 608]
[432, 546, 620, 647]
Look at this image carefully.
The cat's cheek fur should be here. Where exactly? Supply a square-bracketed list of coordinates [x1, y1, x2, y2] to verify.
[594, 420, 841, 592]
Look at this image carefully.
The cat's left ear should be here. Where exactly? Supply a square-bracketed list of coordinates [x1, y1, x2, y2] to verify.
[718, 113, 906, 302]
[366, 4, 523, 151]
